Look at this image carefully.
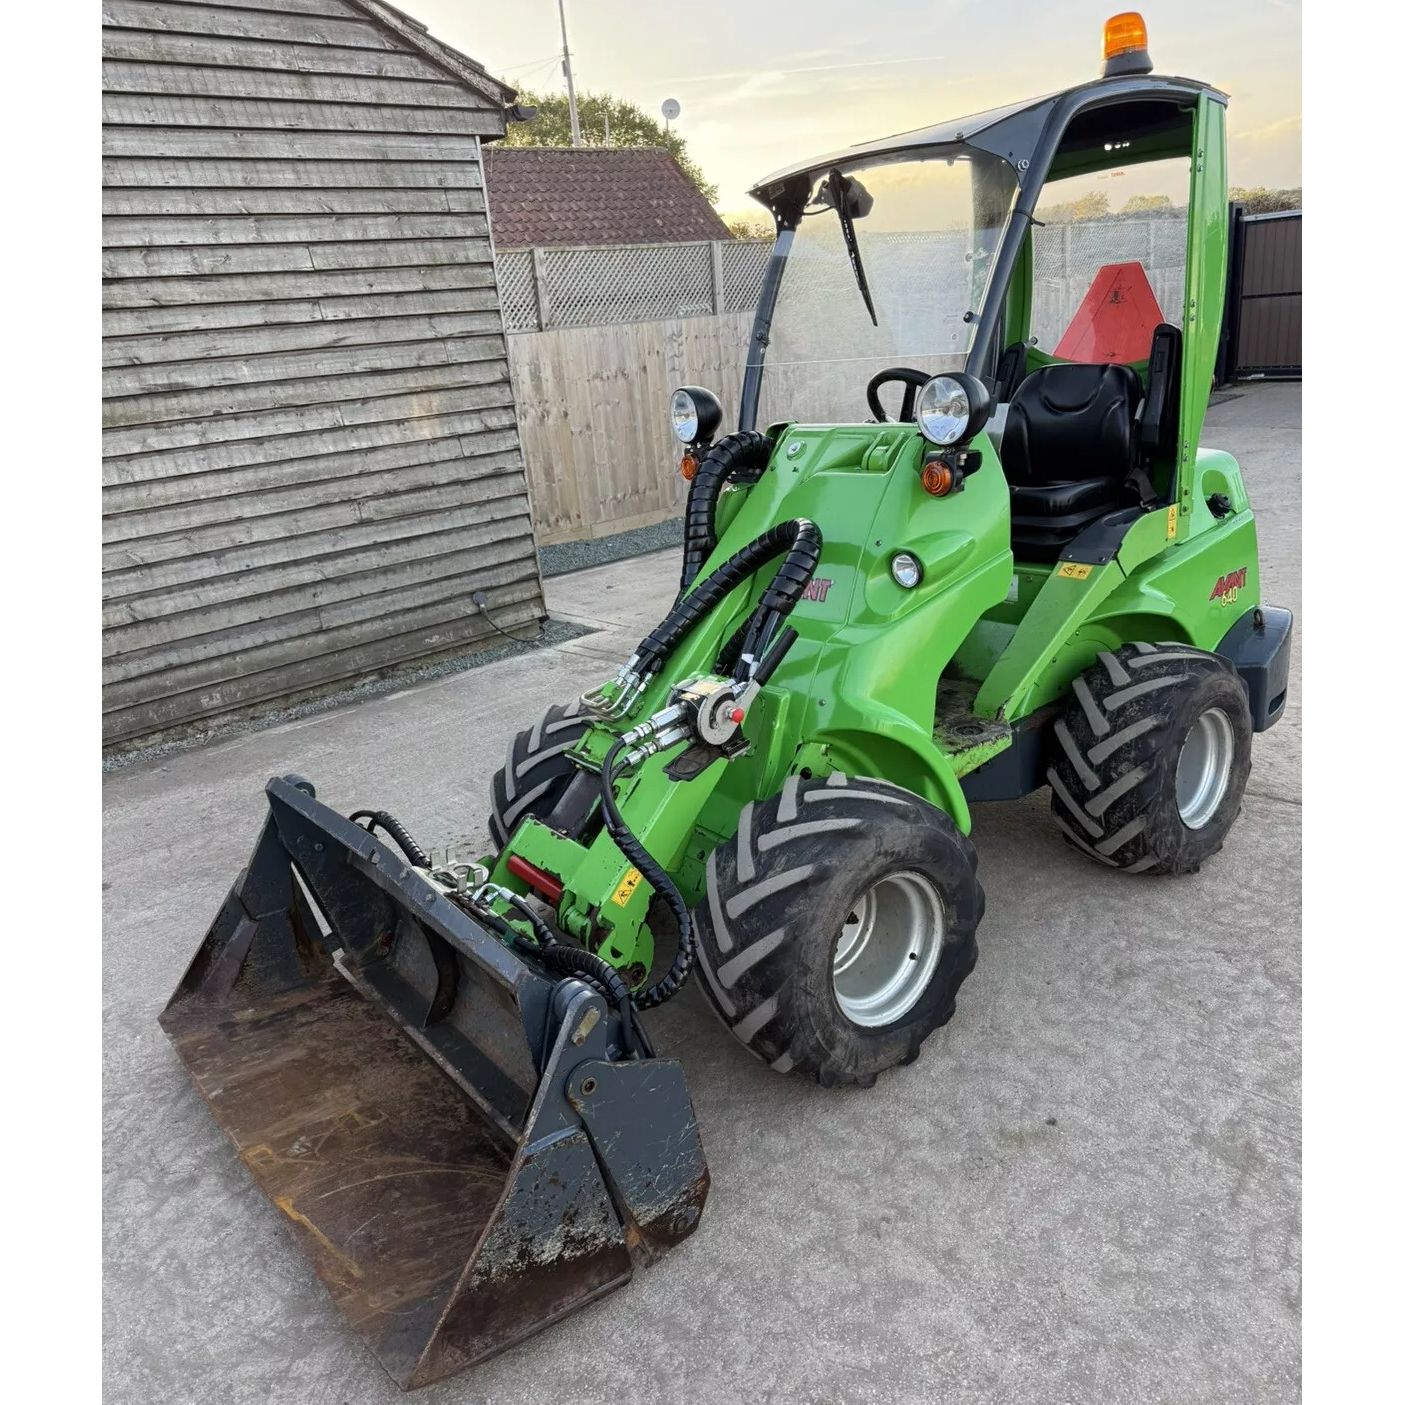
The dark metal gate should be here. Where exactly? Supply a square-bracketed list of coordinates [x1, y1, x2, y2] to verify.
[1217, 208, 1302, 381]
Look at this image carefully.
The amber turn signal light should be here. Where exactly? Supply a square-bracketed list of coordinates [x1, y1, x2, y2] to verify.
[1102, 11, 1147, 59]
[679, 453, 699, 481]
[921, 461, 956, 496]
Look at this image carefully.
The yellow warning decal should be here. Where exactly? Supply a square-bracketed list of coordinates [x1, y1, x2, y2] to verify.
[1056, 562, 1093, 580]
[1166, 503, 1179, 538]
[611, 867, 643, 907]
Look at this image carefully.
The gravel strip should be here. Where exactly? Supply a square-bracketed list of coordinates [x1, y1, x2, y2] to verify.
[102, 618, 593, 773]
[539, 517, 684, 577]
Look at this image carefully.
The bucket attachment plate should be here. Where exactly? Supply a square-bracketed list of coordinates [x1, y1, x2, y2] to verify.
[160, 777, 709, 1389]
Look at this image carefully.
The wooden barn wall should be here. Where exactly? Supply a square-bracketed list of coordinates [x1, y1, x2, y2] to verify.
[102, 0, 543, 748]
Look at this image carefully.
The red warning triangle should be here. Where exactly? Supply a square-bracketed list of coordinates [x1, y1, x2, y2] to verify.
[1053, 261, 1165, 364]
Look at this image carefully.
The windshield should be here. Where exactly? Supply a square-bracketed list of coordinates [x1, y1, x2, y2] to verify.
[753, 149, 1018, 427]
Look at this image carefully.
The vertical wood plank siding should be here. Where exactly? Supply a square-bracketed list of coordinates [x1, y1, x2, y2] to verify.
[102, 0, 544, 747]
[507, 312, 754, 546]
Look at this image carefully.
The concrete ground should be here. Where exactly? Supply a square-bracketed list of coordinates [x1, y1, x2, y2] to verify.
[103, 384, 1301, 1404]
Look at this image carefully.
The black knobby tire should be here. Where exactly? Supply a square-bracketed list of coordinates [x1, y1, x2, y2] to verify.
[488, 700, 591, 850]
[1048, 641, 1253, 876]
[692, 773, 984, 1088]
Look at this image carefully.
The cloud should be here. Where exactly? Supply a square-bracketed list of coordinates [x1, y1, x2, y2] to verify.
[661, 52, 991, 89]
[1232, 114, 1302, 144]
[706, 70, 797, 107]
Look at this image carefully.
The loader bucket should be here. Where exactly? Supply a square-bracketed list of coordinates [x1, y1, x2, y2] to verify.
[159, 776, 709, 1390]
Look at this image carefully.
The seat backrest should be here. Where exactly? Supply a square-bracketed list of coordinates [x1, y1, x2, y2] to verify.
[993, 341, 1028, 404]
[1001, 362, 1143, 486]
[1136, 323, 1182, 465]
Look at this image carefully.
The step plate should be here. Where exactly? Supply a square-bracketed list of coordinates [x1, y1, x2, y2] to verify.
[934, 678, 1013, 778]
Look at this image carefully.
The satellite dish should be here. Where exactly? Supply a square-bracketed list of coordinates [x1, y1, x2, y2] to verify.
[661, 98, 681, 121]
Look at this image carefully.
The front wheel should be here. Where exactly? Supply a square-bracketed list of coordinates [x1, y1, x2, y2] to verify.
[692, 774, 984, 1088]
[487, 700, 591, 851]
[1048, 641, 1253, 875]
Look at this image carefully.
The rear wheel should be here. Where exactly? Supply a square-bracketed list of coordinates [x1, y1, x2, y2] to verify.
[1048, 641, 1253, 875]
[692, 773, 984, 1088]
[487, 700, 591, 850]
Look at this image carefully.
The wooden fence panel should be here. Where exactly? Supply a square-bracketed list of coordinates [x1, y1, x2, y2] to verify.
[508, 312, 753, 545]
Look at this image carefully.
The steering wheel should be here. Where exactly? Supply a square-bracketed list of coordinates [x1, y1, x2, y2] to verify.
[865, 367, 934, 423]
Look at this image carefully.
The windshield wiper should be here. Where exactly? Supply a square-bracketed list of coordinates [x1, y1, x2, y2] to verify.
[826, 167, 877, 327]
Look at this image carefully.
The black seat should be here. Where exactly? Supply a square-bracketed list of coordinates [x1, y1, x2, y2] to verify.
[1001, 361, 1143, 561]
[993, 340, 1029, 403]
[1137, 323, 1182, 469]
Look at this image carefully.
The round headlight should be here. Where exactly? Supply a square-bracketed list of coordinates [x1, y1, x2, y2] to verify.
[670, 389, 699, 443]
[916, 376, 970, 445]
[915, 372, 991, 447]
[669, 385, 722, 445]
[891, 552, 923, 589]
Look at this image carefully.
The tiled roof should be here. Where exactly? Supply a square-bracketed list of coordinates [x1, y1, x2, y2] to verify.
[484, 147, 731, 249]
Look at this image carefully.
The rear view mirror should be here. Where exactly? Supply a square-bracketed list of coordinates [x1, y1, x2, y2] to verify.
[839, 174, 873, 219]
[817, 172, 873, 219]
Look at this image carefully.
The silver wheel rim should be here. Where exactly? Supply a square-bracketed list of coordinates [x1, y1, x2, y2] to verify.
[832, 871, 945, 1028]
[1176, 707, 1235, 830]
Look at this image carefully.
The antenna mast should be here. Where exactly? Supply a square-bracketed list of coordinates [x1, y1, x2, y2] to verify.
[557, 0, 581, 148]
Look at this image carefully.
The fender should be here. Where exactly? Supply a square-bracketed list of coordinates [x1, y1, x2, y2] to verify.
[805, 718, 971, 832]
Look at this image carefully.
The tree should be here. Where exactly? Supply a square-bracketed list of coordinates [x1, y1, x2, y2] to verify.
[1229, 185, 1302, 215]
[1121, 193, 1173, 214]
[1040, 191, 1110, 223]
[723, 211, 774, 240]
[502, 88, 718, 203]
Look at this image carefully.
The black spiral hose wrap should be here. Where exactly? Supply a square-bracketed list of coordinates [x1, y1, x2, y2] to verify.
[592, 520, 822, 1010]
[349, 809, 431, 869]
[473, 892, 653, 1058]
[600, 740, 695, 1010]
[343, 811, 653, 1053]
[531, 942, 653, 1059]
[532, 942, 631, 1012]
[679, 431, 773, 595]
[637, 518, 823, 679]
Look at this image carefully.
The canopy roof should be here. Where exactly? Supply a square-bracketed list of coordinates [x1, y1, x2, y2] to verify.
[748, 73, 1226, 204]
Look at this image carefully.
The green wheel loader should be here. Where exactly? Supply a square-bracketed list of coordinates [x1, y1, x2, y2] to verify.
[161, 14, 1292, 1389]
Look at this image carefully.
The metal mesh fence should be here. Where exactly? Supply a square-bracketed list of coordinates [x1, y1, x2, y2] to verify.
[496, 217, 1189, 337]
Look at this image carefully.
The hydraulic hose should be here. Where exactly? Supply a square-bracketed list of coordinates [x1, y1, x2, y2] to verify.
[587, 526, 820, 1007]
[738, 607, 780, 681]
[531, 941, 654, 1059]
[751, 626, 799, 688]
[714, 605, 765, 675]
[636, 518, 823, 680]
[347, 809, 645, 1043]
[600, 739, 694, 1009]
[501, 890, 557, 948]
[349, 809, 431, 868]
[679, 431, 773, 595]
[471, 890, 653, 1058]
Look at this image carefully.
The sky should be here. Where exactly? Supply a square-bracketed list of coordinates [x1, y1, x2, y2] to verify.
[394, 0, 1301, 215]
